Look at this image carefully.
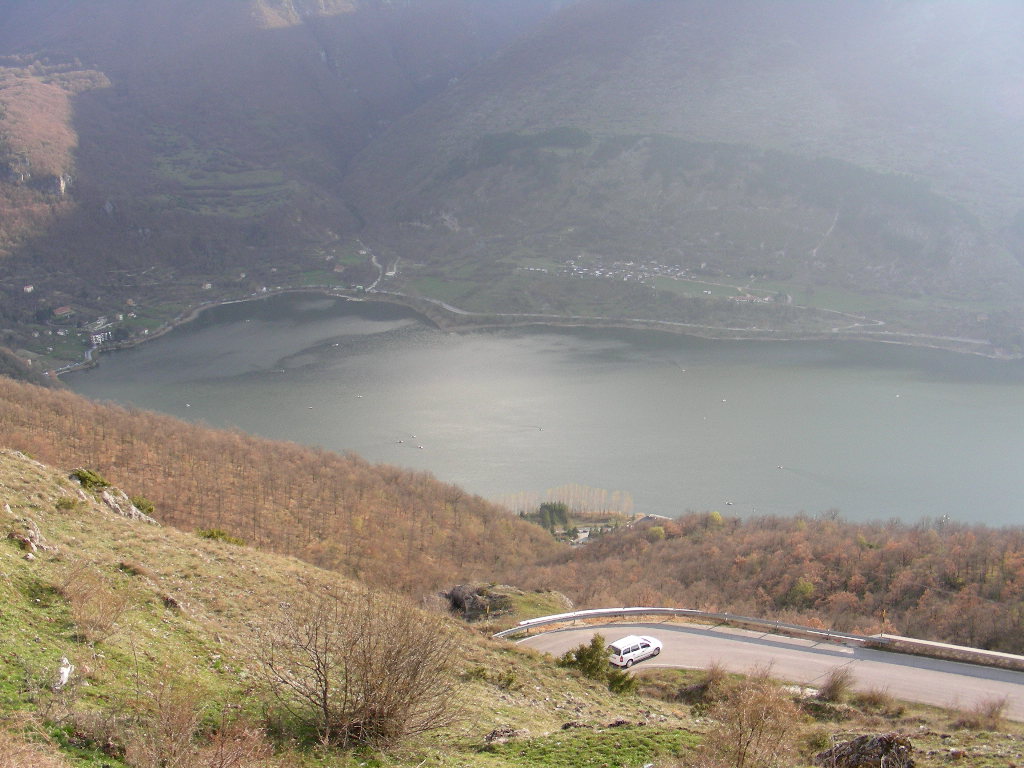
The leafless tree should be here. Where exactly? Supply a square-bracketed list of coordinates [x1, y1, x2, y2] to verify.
[124, 680, 203, 768]
[57, 564, 133, 646]
[254, 585, 459, 749]
[694, 667, 801, 768]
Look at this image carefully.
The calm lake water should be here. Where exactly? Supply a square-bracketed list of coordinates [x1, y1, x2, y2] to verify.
[66, 293, 1024, 525]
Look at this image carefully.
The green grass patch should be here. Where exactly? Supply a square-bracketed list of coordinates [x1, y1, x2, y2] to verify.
[295, 270, 344, 287]
[196, 528, 246, 546]
[651, 276, 739, 298]
[406, 276, 479, 304]
[501, 589, 571, 623]
[479, 725, 698, 767]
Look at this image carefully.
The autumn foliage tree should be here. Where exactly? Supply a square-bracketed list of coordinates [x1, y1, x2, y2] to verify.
[518, 511, 1024, 653]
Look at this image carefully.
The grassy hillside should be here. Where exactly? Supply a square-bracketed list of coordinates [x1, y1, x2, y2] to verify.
[0, 447, 702, 767]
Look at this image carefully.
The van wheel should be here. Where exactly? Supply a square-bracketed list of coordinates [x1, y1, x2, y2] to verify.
[625, 659, 633, 668]
[652, 647, 660, 656]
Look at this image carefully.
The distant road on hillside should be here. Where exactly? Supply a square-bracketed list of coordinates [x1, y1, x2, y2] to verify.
[519, 622, 1024, 720]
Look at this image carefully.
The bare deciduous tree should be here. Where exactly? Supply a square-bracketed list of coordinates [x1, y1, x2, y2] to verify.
[254, 586, 459, 749]
[695, 667, 801, 768]
[124, 680, 203, 768]
[57, 564, 134, 646]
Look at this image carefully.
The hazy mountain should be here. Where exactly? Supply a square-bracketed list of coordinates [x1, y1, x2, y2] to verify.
[2, 0, 1024, 356]
[0, 0, 566, 322]
[341, 0, 1024, 303]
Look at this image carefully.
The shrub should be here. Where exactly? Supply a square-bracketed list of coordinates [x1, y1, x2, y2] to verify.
[54, 496, 79, 511]
[196, 528, 246, 546]
[803, 727, 831, 753]
[70, 468, 109, 491]
[64, 707, 131, 760]
[492, 669, 520, 691]
[56, 565, 133, 645]
[816, 665, 854, 703]
[130, 496, 155, 517]
[253, 586, 459, 749]
[462, 665, 489, 682]
[953, 695, 1008, 731]
[64, 670, 271, 768]
[557, 634, 610, 681]
[701, 669, 802, 768]
[123, 681, 203, 768]
[194, 717, 273, 768]
[645, 525, 666, 542]
[607, 667, 638, 695]
[557, 634, 638, 695]
[678, 660, 729, 705]
[852, 686, 896, 713]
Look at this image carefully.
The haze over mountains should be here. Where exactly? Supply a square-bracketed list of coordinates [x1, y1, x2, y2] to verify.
[2, 0, 1024, 360]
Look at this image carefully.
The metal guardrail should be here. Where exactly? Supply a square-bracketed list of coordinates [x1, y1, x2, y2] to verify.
[494, 607, 1024, 672]
[493, 606, 873, 645]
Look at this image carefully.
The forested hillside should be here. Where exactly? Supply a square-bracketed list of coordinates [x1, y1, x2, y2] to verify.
[4, 375, 1024, 655]
[0, 377, 560, 594]
[523, 512, 1024, 654]
[0, 0, 565, 344]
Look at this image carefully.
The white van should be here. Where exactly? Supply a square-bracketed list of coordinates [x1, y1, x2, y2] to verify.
[607, 634, 663, 667]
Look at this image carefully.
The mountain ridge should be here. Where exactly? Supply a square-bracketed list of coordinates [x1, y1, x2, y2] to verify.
[3, 0, 1024, 365]
[341, 1, 1024, 293]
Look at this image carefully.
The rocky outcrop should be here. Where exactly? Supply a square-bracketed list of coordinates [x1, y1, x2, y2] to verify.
[100, 488, 157, 525]
[484, 726, 528, 745]
[443, 584, 512, 620]
[6, 515, 53, 553]
[813, 733, 915, 768]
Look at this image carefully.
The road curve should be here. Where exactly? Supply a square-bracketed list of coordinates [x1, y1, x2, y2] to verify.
[519, 621, 1024, 720]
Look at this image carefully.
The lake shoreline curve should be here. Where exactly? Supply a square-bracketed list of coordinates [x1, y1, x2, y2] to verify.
[60, 286, 1015, 377]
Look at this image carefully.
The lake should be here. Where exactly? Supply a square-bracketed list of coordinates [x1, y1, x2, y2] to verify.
[65, 292, 1024, 525]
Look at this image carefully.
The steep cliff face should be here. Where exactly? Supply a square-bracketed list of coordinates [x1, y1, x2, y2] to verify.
[0, 63, 107, 257]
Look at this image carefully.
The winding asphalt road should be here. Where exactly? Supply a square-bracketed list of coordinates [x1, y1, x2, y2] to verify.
[519, 621, 1024, 720]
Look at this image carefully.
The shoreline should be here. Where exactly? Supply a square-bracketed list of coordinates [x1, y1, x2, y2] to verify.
[60, 285, 1015, 377]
